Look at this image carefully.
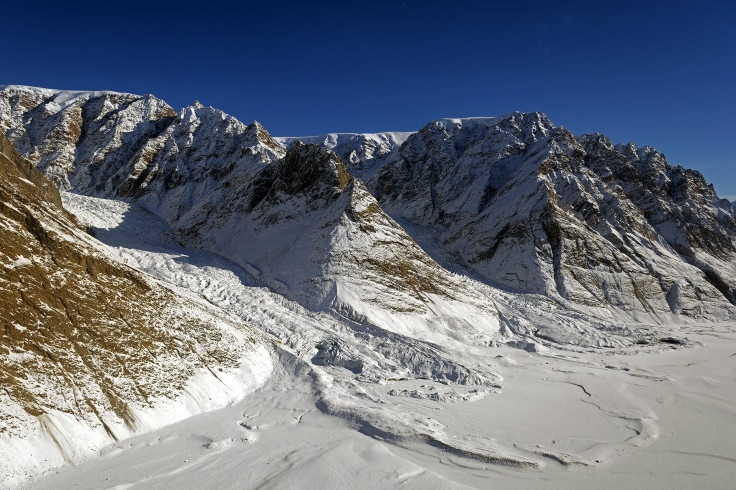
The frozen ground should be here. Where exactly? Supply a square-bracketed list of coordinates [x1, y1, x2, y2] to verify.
[20, 193, 736, 489]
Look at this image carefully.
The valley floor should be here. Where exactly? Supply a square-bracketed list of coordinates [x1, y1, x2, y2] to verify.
[20, 194, 736, 489]
[22, 322, 736, 490]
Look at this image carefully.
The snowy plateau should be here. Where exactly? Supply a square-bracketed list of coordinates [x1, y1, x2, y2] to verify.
[1, 85, 735, 489]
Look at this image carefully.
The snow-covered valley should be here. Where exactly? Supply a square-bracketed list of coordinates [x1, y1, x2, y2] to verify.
[25, 324, 736, 489]
[15, 193, 736, 489]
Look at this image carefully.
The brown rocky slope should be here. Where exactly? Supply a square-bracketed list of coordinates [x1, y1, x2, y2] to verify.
[0, 132, 272, 485]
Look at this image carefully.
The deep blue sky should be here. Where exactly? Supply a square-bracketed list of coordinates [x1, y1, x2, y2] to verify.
[4, 1, 735, 199]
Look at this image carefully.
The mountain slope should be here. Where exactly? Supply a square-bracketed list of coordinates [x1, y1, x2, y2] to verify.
[0, 85, 178, 191]
[0, 132, 272, 485]
[324, 114, 736, 322]
[171, 140, 499, 340]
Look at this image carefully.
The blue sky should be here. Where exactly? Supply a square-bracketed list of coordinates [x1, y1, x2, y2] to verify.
[4, 1, 735, 200]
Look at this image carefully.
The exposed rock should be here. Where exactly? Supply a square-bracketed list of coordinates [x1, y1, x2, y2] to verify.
[275, 131, 413, 181]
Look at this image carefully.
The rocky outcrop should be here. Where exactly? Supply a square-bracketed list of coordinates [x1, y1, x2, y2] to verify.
[576, 134, 736, 308]
[0, 132, 272, 485]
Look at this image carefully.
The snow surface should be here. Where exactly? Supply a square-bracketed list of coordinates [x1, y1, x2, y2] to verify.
[16, 191, 735, 489]
[3, 350, 272, 488]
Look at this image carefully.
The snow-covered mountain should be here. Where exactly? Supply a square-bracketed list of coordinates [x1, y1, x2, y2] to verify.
[0, 85, 501, 342]
[0, 132, 272, 485]
[3, 85, 735, 326]
[274, 131, 414, 182]
[292, 115, 736, 322]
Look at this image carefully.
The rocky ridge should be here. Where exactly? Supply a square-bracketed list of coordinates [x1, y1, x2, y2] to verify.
[275, 131, 414, 182]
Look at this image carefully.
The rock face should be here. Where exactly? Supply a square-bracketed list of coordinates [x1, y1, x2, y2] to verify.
[0, 132, 272, 485]
[0, 85, 500, 340]
[0, 86, 178, 192]
[294, 115, 736, 322]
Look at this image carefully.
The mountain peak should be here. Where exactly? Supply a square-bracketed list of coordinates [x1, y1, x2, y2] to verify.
[279, 141, 351, 197]
[245, 120, 282, 151]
